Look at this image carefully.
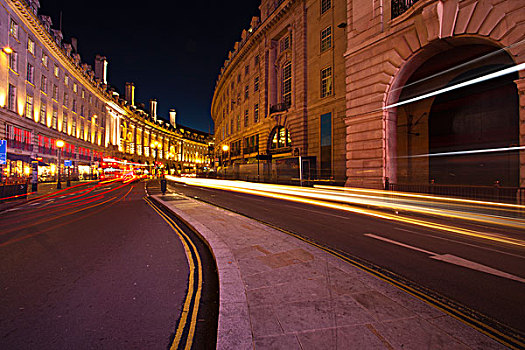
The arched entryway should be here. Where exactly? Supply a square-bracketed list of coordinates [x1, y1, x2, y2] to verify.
[395, 43, 520, 187]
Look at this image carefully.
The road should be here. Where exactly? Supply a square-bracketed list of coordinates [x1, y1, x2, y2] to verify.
[168, 179, 525, 338]
[0, 179, 217, 349]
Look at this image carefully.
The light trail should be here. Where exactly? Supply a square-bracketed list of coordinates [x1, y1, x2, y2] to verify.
[398, 146, 525, 158]
[166, 176, 525, 247]
[383, 62, 525, 110]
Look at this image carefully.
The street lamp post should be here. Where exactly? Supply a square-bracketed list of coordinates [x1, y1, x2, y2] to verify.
[221, 144, 229, 179]
[150, 141, 161, 177]
[56, 140, 65, 189]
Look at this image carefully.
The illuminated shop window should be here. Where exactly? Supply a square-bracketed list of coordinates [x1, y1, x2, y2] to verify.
[270, 126, 292, 150]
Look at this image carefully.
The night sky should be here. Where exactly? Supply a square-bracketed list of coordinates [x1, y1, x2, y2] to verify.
[38, 1, 261, 133]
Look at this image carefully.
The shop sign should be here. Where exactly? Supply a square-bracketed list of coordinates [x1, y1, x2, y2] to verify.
[64, 160, 72, 167]
[0, 140, 6, 165]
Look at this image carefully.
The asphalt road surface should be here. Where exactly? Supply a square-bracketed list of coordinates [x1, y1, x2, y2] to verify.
[0, 180, 217, 349]
[169, 181, 525, 337]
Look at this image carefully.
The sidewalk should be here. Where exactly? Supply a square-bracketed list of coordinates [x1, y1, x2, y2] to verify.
[152, 191, 506, 350]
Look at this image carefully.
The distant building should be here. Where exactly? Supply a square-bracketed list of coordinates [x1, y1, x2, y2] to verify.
[344, 0, 525, 189]
[0, 0, 212, 184]
[212, 0, 348, 184]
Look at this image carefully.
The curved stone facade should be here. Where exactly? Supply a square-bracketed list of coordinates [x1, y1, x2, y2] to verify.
[344, 0, 525, 188]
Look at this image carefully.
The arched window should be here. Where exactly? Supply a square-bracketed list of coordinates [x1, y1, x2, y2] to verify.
[270, 126, 292, 150]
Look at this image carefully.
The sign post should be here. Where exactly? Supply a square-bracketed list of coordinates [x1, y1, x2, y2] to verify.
[0, 140, 6, 184]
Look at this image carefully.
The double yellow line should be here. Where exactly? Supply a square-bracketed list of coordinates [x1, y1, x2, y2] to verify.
[144, 197, 203, 350]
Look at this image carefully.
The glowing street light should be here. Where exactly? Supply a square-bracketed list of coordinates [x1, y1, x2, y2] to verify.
[3, 47, 13, 54]
[150, 140, 162, 177]
[56, 139, 65, 189]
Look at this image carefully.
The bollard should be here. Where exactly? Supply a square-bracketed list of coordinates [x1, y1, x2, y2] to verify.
[160, 178, 167, 195]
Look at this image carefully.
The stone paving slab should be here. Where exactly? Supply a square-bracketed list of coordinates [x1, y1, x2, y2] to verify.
[152, 192, 506, 350]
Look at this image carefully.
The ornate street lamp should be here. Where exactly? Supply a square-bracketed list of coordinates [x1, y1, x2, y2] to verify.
[56, 139, 65, 189]
[150, 140, 161, 177]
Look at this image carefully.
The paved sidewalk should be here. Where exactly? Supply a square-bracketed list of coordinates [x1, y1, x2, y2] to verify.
[152, 190, 505, 350]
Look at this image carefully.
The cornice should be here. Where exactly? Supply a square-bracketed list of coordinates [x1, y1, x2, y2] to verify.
[8, 0, 110, 102]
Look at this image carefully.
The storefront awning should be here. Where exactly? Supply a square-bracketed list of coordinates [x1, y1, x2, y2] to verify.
[7, 153, 31, 163]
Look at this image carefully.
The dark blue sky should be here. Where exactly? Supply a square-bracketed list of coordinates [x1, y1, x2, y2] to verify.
[38, 1, 261, 133]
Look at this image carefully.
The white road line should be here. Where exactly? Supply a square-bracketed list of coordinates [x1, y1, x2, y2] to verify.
[365, 233, 525, 283]
[394, 227, 525, 259]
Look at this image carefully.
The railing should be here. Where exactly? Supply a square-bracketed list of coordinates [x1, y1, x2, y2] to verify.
[0, 182, 29, 201]
[269, 102, 290, 114]
[9, 140, 32, 152]
[391, 0, 419, 19]
[387, 182, 525, 204]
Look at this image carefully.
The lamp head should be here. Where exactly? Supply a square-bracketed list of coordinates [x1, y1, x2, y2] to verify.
[56, 140, 65, 148]
[221, 144, 229, 152]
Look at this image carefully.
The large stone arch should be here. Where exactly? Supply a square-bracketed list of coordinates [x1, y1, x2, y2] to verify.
[345, 0, 525, 188]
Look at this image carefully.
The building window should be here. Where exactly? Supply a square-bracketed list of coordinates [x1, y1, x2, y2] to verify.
[254, 55, 260, 66]
[64, 75, 69, 86]
[321, 0, 331, 14]
[71, 116, 76, 135]
[254, 103, 259, 123]
[40, 103, 47, 125]
[8, 51, 18, 72]
[80, 105, 84, 116]
[52, 84, 58, 100]
[237, 74, 241, 83]
[42, 53, 48, 67]
[64, 93, 69, 107]
[321, 66, 333, 98]
[8, 84, 16, 112]
[245, 84, 249, 100]
[28, 38, 35, 55]
[254, 76, 259, 92]
[25, 95, 34, 119]
[52, 110, 57, 129]
[245, 64, 250, 76]
[10, 19, 18, 38]
[230, 119, 233, 134]
[54, 64, 59, 77]
[82, 90, 85, 99]
[73, 83, 78, 93]
[320, 112, 332, 177]
[63, 113, 68, 133]
[27, 63, 34, 84]
[280, 35, 290, 52]
[41, 75, 48, 93]
[270, 126, 292, 149]
[244, 109, 249, 127]
[282, 61, 292, 106]
[237, 115, 241, 131]
[320, 26, 332, 53]
[72, 100, 77, 113]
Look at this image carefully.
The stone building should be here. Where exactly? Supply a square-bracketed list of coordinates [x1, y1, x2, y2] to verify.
[212, 0, 348, 183]
[344, 0, 525, 189]
[0, 0, 212, 184]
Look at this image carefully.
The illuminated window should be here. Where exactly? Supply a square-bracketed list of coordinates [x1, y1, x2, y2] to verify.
[244, 109, 249, 127]
[282, 61, 292, 106]
[64, 75, 69, 86]
[320, 26, 332, 53]
[63, 113, 68, 132]
[8, 84, 16, 112]
[321, 66, 333, 98]
[40, 103, 47, 125]
[25, 95, 34, 119]
[8, 51, 18, 72]
[27, 63, 34, 84]
[73, 83, 77, 93]
[54, 64, 59, 77]
[42, 53, 48, 67]
[254, 76, 259, 92]
[82, 90, 85, 99]
[28, 38, 35, 55]
[270, 126, 292, 149]
[245, 84, 249, 100]
[52, 110, 57, 129]
[10, 19, 18, 38]
[321, 0, 331, 14]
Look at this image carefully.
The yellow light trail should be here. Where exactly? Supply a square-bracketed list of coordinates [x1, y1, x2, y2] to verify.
[167, 176, 525, 248]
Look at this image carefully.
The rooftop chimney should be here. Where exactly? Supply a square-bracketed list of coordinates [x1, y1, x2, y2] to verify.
[71, 37, 78, 52]
[125, 82, 135, 106]
[150, 99, 157, 121]
[94, 55, 108, 85]
[169, 109, 176, 127]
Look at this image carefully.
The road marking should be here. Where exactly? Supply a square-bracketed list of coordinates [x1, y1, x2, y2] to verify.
[394, 228, 525, 259]
[365, 233, 525, 284]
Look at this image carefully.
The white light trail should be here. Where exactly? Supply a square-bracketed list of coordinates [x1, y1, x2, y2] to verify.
[384, 63, 525, 110]
[398, 146, 525, 158]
